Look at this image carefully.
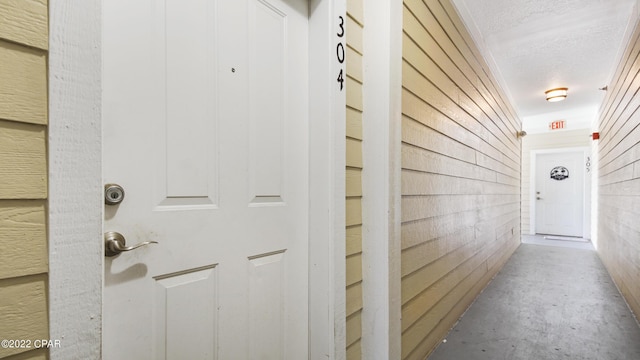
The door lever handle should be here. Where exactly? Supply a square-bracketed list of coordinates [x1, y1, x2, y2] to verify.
[104, 231, 158, 257]
[536, 197, 543, 200]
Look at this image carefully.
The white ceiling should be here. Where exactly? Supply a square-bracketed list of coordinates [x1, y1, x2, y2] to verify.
[451, 0, 639, 133]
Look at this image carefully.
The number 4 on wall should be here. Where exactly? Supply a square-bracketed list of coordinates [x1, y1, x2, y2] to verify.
[337, 69, 344, 91]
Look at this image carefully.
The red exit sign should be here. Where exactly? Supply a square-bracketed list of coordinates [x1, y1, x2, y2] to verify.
[550, 120, 566, 130]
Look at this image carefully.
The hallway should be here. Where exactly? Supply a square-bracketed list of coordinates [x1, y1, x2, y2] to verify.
[428, 238, 640, 360]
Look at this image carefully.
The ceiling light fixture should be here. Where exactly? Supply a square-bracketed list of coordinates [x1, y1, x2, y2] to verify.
[545, 87, 568, 102]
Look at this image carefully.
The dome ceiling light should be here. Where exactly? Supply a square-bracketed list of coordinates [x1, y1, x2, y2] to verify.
[545, 87, 568, 102]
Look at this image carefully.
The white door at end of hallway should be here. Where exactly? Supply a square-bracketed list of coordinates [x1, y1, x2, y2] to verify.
[535, 151, 584, 237]
[102, 0, 310, 358]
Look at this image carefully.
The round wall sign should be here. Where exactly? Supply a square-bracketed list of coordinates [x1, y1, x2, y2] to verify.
[550, 166, 569, 180]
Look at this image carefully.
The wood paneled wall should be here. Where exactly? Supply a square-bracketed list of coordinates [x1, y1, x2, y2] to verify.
[521, 129, 591, 234]
[400, 0, 521, 358]
[596, 18, 640, 317]
[0, 1, 49, 359]
[345, 0, 364, 358]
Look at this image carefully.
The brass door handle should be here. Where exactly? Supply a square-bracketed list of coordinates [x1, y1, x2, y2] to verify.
[104, 231, 158, 257]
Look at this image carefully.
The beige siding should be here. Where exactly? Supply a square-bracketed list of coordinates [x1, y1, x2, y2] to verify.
[0, 201, 47, 279]
[401, 0, 521, 359]
[0, 2, 49, 359]
[520, 129, 591, 234]
[346, 0, 364, 358]
[596, 19, 640, 317]
[0, 0, 48, 50]
[0, 275, 48, 358]
[0, 40, 48, 125]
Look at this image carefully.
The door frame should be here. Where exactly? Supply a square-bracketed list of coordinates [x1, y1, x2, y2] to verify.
[47, 0, 347, 359]
[529, 147, 591, 238]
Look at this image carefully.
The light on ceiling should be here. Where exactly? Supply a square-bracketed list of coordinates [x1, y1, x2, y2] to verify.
[545, 87, 568, 102]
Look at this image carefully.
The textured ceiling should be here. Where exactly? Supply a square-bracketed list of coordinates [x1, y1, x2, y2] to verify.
[451, 0, 638, 133]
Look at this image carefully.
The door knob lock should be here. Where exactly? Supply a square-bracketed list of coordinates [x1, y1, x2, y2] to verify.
[104, 231, 158, 257]
[104, 184, 125, 205]
[537, 197, 543, 200]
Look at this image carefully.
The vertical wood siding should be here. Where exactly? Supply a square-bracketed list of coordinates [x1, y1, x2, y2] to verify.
[521, 129, 591, 234]
[345, 0, 364, 358]
[400, 0, 521, 358]
[596, 19, 640, 317]
[0, 1, 49, 359]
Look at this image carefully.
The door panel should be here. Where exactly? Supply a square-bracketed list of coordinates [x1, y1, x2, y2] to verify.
[103, 0, 309, 359]
[535, 152, 584, 237]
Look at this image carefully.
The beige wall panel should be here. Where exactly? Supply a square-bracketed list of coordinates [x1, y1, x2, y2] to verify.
[402, 171, 518, 196]
[346, 253, 362, 287]
[346, 281, 363, 317]
[3, 348, 48, 360]
[599, 141, 640, 177]
[0, 121, 47, 199]
[402, 66, 518, 171]
[346, 0, 363, 25]
[401, 226, 475, 277]
[599, 74, 640, 151]
[0, 0, 47, 50]
[346, 76, 363, 111]
[403, 241, 514, 360]
[401, 211, 477, 250]
[346, 225, 362, 256]
[401, 257, 490, 360]
[422, 0, 520, 133]
[402, 145, 497, 183]
[496, 172, 520, 187]
[346, 107, 362, 140]
[0, 275, 48, 358]
[602, 86, 640, 147]
[346, 45, 363, 83]
[345, 17, 363, 54]
[401, 239, 478, 302]
[402, 90, 482, 152]
[0, 41, 47, 125]
[346, 198, 362, 227]
[346, 137, 363, 168]
[596, 20, 640, 319]
[402, 194, 519, 223]
[405, 0, 518, 135]
[402, 31, 518, 161]
[601, 118, 640, 165]
[475, 151, 520, 179]
[401, 246, 487, 332]
[599, 164, 634, 186]
[600, 30, 640, 124]
[346, 310, 362, 347]
[345, 7, 363, 357]
[346, 340, 362, 360]
[346, 168, 362, 197]
[402, 117, 476, 164]
[598, 193, 640, 214]
[0, 200, 47, 279]
[401, 0, 521, 357]
[600, 177, 640, 196]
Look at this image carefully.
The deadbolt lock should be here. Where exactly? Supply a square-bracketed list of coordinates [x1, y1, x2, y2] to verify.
[104, 183, 125, 205]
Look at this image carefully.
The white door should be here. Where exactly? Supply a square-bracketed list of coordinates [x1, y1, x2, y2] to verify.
[103, 0, 309, 359]
[535, 151, 584, 237]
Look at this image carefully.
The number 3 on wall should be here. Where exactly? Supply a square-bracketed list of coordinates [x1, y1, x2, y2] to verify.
[336, 15, 345, 91]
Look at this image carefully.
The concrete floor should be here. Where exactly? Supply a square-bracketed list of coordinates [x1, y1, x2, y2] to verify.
[428, 237, 640, 360]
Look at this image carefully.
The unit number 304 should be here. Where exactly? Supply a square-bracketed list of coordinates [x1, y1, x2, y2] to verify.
[336, 15, 345, 91]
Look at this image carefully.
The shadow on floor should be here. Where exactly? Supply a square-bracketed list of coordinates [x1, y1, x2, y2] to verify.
[427, 236, 640, 360]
